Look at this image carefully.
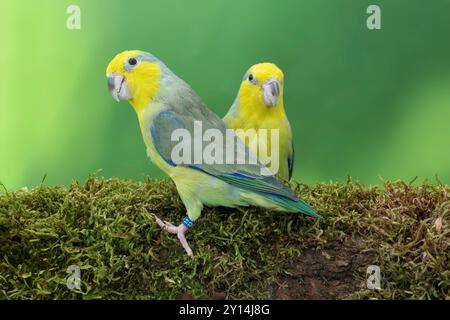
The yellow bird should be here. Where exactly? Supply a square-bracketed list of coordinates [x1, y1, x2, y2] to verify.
[106, 51, 319, 256]
[223, 63, 294, 181]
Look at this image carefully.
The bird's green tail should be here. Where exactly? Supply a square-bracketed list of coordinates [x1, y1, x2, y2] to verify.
[267, 194, 321, 218]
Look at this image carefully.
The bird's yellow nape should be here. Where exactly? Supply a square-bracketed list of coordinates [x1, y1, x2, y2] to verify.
[106, 50, 162, 114]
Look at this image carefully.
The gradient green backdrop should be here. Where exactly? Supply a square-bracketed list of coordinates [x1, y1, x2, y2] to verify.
[1, 0, 449, 190]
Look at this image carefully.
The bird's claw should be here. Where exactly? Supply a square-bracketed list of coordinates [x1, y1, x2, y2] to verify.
[155, 217, 178, 234]
[155, 216, 193, 257]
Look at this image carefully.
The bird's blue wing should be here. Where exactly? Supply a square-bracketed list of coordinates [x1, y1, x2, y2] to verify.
[288, 141, 295, 181]
[150, 110, 298, 200]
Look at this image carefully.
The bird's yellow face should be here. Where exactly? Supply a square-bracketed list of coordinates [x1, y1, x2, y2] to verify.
[106, 50, 162, 113]
[238, 63, 285, 115]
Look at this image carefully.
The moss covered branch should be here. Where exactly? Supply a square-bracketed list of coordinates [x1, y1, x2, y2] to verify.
[0, 177, 448, 299]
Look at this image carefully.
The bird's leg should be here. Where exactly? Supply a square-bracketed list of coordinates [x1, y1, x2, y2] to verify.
[155, 215, 194, 257]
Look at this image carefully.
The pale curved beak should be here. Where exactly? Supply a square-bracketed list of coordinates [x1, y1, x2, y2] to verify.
[261, 78, 281, 107]
[107, 72, 132, 102]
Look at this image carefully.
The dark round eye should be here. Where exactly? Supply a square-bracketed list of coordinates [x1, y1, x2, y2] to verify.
[128, 58, 137, 66]
[248, 74, 254, 82]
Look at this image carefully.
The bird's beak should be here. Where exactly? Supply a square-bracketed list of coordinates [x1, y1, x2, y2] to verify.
[261, 78, 281, 107]
[107, 73, 132, 102]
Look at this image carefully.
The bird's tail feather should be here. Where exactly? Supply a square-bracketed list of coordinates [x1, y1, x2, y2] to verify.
[266, 194, 321, 218]
[241, 191, 321, 218]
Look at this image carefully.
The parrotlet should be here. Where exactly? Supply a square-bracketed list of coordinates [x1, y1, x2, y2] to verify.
[106, 51, 319, 256]
[224, 63, 294, 181]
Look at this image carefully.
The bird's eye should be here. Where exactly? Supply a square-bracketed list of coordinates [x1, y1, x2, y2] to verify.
[128, 58, 137, 66]
[248, 74, 254, 82]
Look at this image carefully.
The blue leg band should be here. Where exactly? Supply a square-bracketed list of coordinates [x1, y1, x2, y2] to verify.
[182, 215, 195, 229]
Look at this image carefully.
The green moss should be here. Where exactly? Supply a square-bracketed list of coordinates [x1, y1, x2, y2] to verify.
[0, 177, 448, 299]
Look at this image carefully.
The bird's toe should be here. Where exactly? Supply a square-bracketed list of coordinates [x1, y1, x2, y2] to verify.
[155, 217, 178, 234]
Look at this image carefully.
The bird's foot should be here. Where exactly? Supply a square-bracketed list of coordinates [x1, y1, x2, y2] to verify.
[155, 217, 193, 257]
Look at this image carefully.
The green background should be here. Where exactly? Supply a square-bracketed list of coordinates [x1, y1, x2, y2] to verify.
[1, 0, 449, 190]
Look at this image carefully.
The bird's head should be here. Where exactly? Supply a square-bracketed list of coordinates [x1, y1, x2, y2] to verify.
[106, 50, 162, 112]
[238, 63, 284, 112]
